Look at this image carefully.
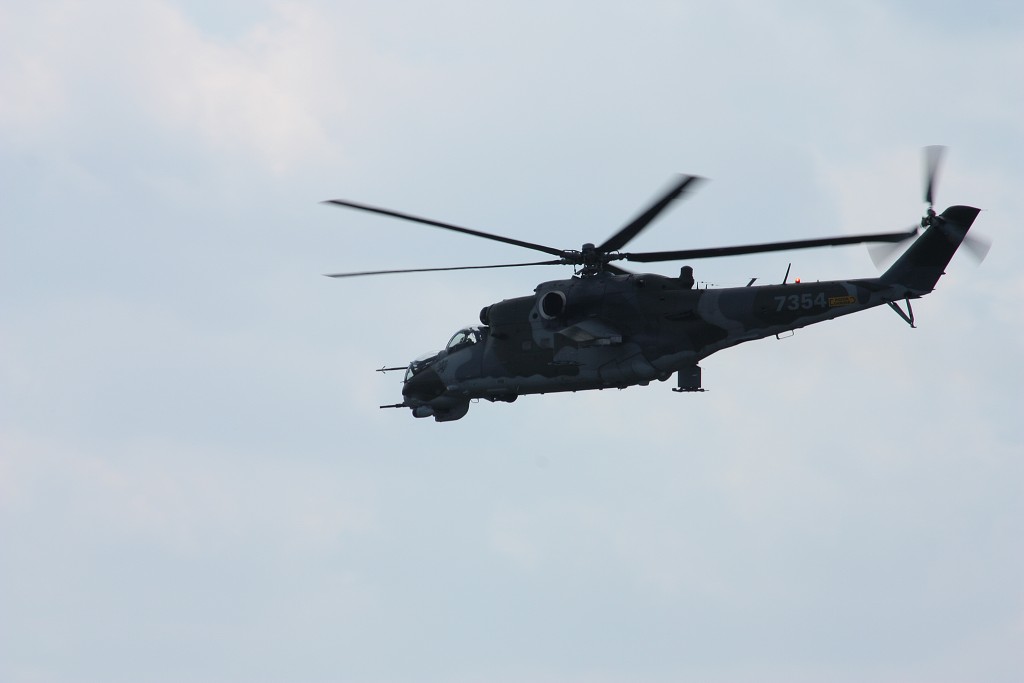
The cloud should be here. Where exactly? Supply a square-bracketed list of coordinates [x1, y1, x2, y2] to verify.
[0, 429, 378, 556]
[0, 1, 352, 173]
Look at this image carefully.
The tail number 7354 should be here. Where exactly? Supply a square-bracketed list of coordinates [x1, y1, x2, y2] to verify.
[775, 292, 827, 312]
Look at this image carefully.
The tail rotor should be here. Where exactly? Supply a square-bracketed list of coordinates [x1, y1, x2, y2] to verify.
[870, 145, 989, 269]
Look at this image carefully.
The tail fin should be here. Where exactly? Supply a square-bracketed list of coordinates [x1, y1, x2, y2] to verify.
[881, 205, 981, 294]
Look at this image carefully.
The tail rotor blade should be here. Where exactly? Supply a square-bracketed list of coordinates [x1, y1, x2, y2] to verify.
[962, 233, 992, 264]
[867, 224, 917, 270]
[868, 242, 905, 270]
[923, 145, 946, 207]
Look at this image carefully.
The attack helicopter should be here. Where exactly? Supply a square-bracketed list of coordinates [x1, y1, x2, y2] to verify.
[326, 147, 986, 421]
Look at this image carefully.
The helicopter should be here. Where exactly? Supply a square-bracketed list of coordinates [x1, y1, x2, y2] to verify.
[326, 147, 986, 421]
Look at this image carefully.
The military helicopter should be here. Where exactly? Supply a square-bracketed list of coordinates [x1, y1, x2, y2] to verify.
[326, 147, 986, 421]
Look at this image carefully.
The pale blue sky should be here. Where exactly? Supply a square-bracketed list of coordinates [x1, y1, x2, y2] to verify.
[2, 2, 1022, 682]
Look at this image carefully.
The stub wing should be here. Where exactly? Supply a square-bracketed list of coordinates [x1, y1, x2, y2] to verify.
[557, 319, 624, 346]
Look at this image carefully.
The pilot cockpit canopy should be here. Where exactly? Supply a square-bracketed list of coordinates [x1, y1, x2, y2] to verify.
[446, 326, 483, 351]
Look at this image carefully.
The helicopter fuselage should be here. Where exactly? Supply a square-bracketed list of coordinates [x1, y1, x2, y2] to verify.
[390, 203, 980, 421]
[397, 270, 915, 421]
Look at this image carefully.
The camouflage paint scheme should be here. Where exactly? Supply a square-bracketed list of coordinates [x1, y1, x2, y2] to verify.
[396, 206, 979, 421]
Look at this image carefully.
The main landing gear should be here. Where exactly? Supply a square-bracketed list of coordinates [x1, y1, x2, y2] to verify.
[673, 366, 705, 393]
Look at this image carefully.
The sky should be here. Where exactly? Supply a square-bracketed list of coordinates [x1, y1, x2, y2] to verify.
[2, 1, 1023, 682]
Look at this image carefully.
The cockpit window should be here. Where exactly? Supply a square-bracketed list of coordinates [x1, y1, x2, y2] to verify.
[446, 326, 482, 351]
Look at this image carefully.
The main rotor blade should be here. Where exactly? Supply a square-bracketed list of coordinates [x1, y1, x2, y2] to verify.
[322, 199, 565, 258]
[924, 145, 945, 207]
[324, 259, 564, 278]
[597, 175, 703, 253]
[621, 227, 920, 263]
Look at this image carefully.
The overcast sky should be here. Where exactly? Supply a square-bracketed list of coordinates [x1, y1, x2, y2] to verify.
[2, 2, 1023, 682]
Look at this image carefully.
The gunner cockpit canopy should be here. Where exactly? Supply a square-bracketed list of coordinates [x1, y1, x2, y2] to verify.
[405, 351, 440, 383]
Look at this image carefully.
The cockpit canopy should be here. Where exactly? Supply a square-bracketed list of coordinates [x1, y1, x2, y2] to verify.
[405, 351, 440, 383]
[445, 326, 483, 351]
[404, 327, 484, 383]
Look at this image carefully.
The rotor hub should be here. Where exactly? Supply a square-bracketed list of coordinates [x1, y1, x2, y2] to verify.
[922, 207, 937, 228]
